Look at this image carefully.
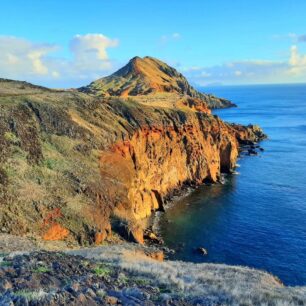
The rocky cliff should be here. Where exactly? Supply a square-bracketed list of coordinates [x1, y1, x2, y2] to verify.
[100, 111, 260, 222]
[79, 56, 236, 109]
[0, 68, 264, 246]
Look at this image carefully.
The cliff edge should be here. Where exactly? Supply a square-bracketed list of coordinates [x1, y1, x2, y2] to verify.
[0, 73, 265, 245]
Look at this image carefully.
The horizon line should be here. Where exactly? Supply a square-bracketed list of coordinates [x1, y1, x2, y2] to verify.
[1, 76, 306, 91]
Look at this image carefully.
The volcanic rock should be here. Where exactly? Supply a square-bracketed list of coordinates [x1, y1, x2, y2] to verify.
[79, 56, 236, 109]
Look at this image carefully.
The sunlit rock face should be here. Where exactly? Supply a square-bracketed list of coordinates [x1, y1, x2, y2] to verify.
[0, 70, 263, 245]
[99, 108, 265, 223]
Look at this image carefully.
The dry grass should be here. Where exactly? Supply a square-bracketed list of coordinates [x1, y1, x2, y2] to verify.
[69, 244, 306, 305]
[14, 289, 48, 301]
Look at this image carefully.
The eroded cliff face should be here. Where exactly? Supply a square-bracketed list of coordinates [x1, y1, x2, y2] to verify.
[0, 79, 265, 245]
[99, 112, 262, 224]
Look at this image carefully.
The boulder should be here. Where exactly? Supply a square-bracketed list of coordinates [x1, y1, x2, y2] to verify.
[197, 247, 208, 255]
[248, 149, 258, 156]
[146, 250, 164, 261]
[144, 231, 164, 244]
[105, 295, 119, 305]
[118, 222, 144, 244]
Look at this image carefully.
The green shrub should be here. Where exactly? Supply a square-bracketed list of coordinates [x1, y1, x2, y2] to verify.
[32, 266, 50, 273]
[118, 273, 128, 285]
[93, 265, 111, 277]
[4, 132, 20, 145]
[0, 261, 12, 267]
[43, 158, 57, 170]
[134, 277, 151, 286]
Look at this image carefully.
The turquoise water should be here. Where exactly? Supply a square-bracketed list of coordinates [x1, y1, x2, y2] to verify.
[158, 84, 306, 286]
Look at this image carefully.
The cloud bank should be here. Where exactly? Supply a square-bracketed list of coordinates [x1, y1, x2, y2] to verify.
[183, 45, 306, 86]
[1, 33, 306, 88]
[0, 34, 119, 87]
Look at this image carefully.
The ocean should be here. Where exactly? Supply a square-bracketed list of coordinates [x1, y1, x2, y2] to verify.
[158, 84, 306, 286]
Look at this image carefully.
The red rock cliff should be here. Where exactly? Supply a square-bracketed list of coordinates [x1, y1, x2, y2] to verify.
[99, 107, 264, 224]
[0, 79, 265, 245]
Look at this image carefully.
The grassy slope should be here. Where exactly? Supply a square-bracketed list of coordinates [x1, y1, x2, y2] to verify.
[0, 80, 124, 243]
[70, 244, 306, 305]
[0, 79, 223, 244]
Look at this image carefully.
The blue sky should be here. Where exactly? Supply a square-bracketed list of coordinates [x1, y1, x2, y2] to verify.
[0, 0, 306, 87]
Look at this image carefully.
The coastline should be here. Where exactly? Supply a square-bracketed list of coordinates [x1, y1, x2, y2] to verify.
[146, 138, 266, 258]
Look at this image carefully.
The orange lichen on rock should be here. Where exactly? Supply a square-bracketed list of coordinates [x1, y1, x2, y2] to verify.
[43, 223, 69, 241]
[42, 208, 69, 241]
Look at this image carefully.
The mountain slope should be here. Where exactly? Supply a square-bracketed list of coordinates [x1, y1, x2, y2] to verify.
[0, 78, 264, 245]
[79, 56, 236, 109]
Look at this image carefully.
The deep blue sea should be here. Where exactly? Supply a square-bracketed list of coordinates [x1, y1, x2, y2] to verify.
[158, 84, 306, 286]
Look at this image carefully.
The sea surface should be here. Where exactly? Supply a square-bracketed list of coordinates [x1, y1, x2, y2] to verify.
[158, 84, 306, 286]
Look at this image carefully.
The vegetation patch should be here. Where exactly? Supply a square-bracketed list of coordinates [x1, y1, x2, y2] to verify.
[4, 131, 20, 145]
[158, 284, 172, 294]
[134, 277, 151, 286]
[93, 264, 112, 277]
[0, 261, 12, 267]
[32, 266, 50, 273]
[14, 289, 48, 301]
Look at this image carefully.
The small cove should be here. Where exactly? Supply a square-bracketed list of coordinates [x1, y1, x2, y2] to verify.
[158, 84, 306, 286]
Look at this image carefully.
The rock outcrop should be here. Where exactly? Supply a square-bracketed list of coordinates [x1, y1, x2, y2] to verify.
[79, 56, 236, 109]
[100, 110, 263, 222]
[0, 70, 265, 245]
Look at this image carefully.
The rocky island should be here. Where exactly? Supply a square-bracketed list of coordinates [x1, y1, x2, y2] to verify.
[1, 57, 302, 305]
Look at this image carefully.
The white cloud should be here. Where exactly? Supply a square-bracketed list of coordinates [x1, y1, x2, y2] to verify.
[2, 33, 306, 88]
[70, 34, 118, 61]
[288, 45, 306, 76]
[160, 33, 181, 44]
[0, 34, 119, 87]
[0, 36, 58, 77]
[68, 34, 119, 78]
[183, 45, 306, 86]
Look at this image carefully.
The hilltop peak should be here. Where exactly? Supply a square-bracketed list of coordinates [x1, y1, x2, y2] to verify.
[79, 56, 235, 109]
